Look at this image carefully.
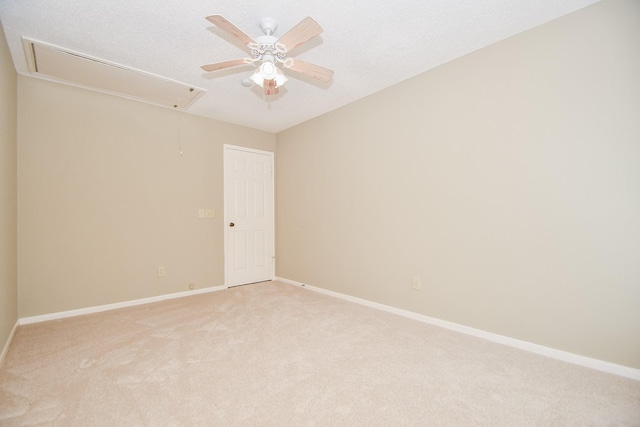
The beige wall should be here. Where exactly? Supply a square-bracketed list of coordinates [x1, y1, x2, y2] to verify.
[276, 0, 640, 368]
[0, 21, 18, 355]
[17, 77, 275, 317]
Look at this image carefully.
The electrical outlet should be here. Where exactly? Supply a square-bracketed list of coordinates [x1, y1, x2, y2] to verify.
[188, 283, 195, 290]
[205, 209, 215, 218]
[157, 266, 165, 277]
[412, 276, 421, 290]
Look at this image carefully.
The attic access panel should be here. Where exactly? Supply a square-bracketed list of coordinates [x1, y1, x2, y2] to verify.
[22, 38, 205, 109]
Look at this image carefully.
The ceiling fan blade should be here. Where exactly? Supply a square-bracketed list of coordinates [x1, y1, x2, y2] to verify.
[277, 17, 323, 52]
[200, 58, 249, 72]
[206, 15, 256, 47]
[264, 79, 279, 96]
[288, 59, 334, 82]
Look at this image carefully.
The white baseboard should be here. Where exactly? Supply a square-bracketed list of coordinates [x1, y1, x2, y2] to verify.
[275, 277, 640, 381]
[0, 320, 19, 368]
[19, 285, 228, 325]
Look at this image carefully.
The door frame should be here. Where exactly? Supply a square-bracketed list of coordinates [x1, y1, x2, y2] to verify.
[223, 144, 275, 287]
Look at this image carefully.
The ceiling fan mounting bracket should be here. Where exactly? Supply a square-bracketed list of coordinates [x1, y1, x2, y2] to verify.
[259, 18, 277, 36]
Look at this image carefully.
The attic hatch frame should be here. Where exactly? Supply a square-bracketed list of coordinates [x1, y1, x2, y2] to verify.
[22, 37, 205, 110]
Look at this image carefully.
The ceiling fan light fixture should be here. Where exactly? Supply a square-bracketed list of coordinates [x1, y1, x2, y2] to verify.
[249, 62, 288, 89]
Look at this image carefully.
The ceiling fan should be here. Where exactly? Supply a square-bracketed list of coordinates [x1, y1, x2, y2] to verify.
[201, 15, 334, 96]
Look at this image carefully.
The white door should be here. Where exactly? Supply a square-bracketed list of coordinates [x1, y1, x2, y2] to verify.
[223, 145, 275, 286]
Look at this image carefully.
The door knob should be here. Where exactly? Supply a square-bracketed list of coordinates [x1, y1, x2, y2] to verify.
[229, 222, 235, 227]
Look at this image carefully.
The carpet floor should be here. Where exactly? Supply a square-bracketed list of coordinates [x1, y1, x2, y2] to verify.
[0, 280, 638, 426]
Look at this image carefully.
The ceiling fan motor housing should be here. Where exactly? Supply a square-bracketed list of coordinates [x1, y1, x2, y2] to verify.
[252, 35, 287, 61]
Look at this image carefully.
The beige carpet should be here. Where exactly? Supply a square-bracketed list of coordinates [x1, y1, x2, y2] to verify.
[0, 281, 638, 426]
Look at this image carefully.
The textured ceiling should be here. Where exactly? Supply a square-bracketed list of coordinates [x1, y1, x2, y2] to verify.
[0, 0, 599, 133]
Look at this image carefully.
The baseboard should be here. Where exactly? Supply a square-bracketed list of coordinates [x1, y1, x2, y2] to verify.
[0, 320, 19, 369]
[275, 277, 640, 381]
[19, 285, 228, 325]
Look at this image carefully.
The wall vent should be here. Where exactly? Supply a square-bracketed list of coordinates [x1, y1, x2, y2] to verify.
[22, 37, 205, 110]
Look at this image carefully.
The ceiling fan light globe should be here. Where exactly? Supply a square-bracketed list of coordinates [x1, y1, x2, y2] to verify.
[275, 68, 288, 87]
[260, 62, 277, 79]
[249, 70, 264, 87]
